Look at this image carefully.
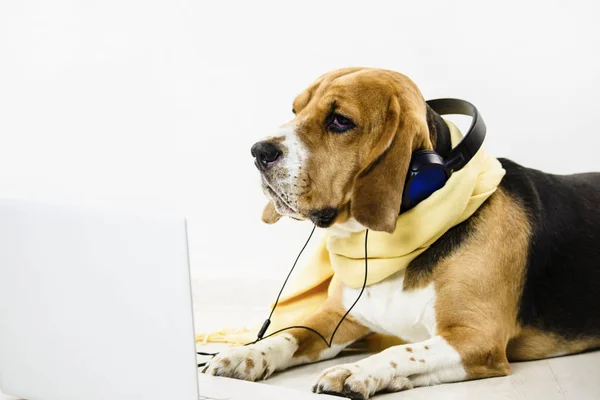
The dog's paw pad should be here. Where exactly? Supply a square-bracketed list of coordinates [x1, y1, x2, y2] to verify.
[312, 364, 373, 399]
[312, 363, 411, 399]
[203, 347, 273, 382]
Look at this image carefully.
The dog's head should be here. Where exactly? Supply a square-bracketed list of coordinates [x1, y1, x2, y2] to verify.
[251, 68, 437, 233]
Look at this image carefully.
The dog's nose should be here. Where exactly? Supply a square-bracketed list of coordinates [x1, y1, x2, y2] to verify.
[251, 141, 282, 170]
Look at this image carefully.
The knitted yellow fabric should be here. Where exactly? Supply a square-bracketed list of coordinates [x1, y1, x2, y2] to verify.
[197, 121, 505, 348]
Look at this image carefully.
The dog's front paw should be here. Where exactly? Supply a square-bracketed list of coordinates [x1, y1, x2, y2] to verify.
[202, 334, 298, 382]
[203, 346, 274, 381]
[312, 363, 411, 400]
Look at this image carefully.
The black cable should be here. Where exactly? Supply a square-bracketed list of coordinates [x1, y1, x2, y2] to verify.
[269, 225, 316, 321]
[198, 226, 369, 368]
[196, 225, 316, 365]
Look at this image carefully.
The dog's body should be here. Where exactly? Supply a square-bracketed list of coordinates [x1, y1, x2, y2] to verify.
[205, 68, 600, 399]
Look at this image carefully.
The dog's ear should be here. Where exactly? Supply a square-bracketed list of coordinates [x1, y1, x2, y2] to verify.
[262, 201, 282, 224]
[350, 96, 428, 233]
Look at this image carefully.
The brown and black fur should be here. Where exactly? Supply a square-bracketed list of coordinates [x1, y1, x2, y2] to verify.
[407, 107, 600, 360]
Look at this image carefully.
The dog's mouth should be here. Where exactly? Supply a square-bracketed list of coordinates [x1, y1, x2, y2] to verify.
[308, 207, 339, 228]
[261, 179, 339, 226]
[261, 178, 299, 217]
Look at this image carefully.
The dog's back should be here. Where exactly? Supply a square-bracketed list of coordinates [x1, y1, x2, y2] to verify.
[500, 158, 600, 343]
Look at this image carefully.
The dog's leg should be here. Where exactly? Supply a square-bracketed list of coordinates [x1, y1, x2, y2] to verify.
[203, 302, 370, 381]
[313, 331, 509, 399]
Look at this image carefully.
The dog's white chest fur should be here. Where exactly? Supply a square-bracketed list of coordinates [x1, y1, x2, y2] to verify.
[341, 270, 437, 343]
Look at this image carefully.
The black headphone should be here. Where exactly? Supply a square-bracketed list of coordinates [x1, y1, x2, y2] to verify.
[401, 98, 486, 211]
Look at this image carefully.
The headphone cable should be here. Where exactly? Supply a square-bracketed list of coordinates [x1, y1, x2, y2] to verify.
[198, 225, 369, 368]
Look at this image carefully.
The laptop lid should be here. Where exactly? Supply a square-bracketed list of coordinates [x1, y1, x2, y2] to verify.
[0, 199, 199, 400]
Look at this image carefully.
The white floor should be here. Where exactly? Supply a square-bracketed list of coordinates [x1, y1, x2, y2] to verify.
[2, 278, 599, 400]
[193, 278, 600, 400]
[269, 351, 600, 400]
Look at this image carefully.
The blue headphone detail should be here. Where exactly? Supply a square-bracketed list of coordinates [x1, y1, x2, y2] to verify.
[401, 99, 487, 211]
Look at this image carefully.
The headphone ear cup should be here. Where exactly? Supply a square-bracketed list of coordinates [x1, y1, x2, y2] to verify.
[402, 150, 450, 211]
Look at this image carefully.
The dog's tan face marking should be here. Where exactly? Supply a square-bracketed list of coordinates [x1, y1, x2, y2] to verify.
[256, 67, 433, 232]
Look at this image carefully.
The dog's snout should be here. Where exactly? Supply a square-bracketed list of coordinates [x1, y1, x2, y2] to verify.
[251, 141, 282, 170]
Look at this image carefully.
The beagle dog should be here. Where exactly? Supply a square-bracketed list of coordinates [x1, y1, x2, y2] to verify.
[205, 68, 600, 399]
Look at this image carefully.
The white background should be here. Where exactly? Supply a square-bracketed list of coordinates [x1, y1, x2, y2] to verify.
[1, 0, 599, 279]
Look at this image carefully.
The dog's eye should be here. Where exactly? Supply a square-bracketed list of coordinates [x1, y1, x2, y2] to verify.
[327, 113, 355, 133]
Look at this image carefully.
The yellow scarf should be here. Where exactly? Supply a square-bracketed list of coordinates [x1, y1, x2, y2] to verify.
[197, 121, 506, 348]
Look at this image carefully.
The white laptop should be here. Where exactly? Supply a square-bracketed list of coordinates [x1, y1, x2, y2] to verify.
[0, 199, 327, 400]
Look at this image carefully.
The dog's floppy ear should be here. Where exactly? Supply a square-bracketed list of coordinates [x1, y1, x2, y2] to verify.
[350, 96, 428, 233]
[262, 201, 282, 224]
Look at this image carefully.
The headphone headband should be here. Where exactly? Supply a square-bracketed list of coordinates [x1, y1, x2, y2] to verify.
[425, 98, 486, 171]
